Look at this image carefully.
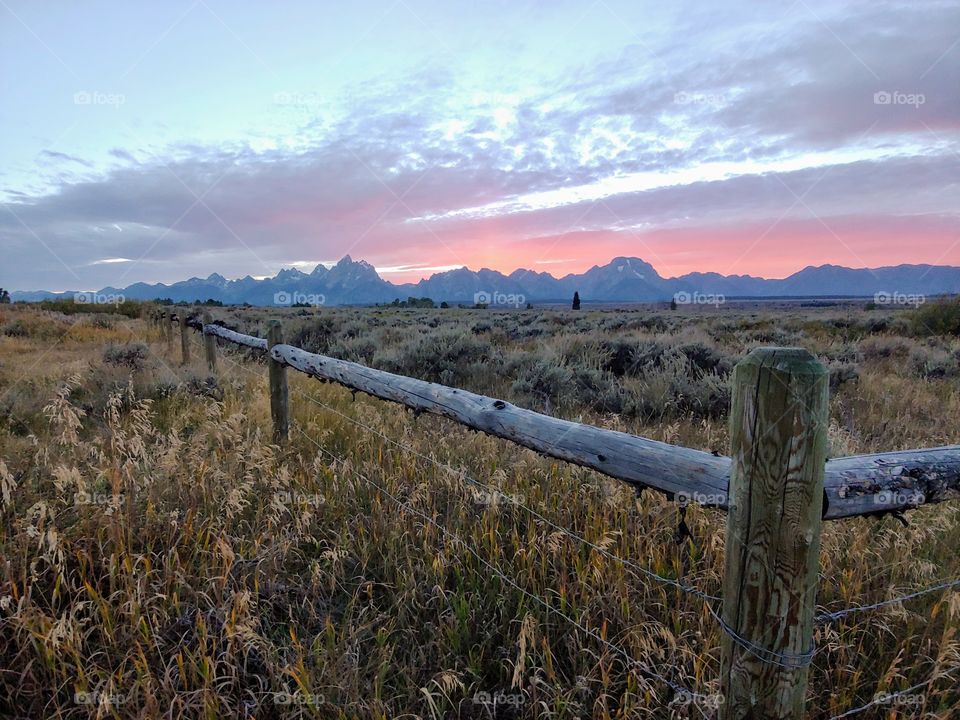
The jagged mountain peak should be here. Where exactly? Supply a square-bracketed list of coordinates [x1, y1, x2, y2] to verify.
[14, 256, 960, 305]
[275, 267, 305, 280]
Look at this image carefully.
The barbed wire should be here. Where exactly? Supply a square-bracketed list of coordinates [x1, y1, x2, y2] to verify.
[827, 666, 958, 719]
[704, 603, 817, 669]
[816, 577, 960, 623]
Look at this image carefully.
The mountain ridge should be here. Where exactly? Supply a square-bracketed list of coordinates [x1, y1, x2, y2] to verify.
[10, 256, 960, 305]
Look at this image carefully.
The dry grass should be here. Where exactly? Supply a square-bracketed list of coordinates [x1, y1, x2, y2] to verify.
[0, 303, 958, 718]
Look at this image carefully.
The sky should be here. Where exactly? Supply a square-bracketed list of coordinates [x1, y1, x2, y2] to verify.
[1, 0, 958, 291]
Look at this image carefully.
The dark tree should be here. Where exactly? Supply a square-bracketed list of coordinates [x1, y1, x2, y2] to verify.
[670, 298, 677, 311]
[572, 291, 581, 310]
[0, 288, 10, 304]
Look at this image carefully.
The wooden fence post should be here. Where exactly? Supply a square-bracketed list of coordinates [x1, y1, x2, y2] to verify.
[180, 314, 191, 365]
[721, 347, 828, 720]
[267, 320, 289, 444]
[203, 311, 217, 374]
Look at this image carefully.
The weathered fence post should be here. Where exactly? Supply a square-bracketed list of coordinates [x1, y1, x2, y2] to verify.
[203, 311, 217, 374]
[180, 314, 191, 365]
[267, 320, 289, 444]
[160, 311, 169, 346]
[721, 347, 828, 720]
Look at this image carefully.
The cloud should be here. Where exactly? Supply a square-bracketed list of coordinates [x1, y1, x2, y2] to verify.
[38, 150, 94, 168]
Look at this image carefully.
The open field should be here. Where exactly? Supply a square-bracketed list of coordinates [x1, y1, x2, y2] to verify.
[0, 301, 958, 718]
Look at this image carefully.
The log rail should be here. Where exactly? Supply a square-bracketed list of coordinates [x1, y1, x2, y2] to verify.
[170, 315, 960, 521]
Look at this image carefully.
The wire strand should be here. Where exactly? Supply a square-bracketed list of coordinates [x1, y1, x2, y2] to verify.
[827, 667, 958, 719]
[816, 577, 960, 623]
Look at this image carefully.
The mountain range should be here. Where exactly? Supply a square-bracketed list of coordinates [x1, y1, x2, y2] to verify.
[11, 256, 960, 306]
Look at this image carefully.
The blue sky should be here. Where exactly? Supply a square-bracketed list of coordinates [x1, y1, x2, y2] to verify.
[1, 0, 958, 291]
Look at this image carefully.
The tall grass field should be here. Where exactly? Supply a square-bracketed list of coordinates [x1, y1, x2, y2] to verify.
[0, 301, 958, 718]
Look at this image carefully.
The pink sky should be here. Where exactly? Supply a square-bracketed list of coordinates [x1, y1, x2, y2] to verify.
[357, 213, 960, 284]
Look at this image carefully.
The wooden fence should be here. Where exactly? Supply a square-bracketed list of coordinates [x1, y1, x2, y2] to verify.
[151, 308, 960, 719]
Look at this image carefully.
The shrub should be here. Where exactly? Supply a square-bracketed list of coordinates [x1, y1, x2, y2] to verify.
[908, 345, 959, 380]
[102, 343, 148, 369]
[375, 330, 495, 386]
[678, 342, 733, 375]
[829, 364, 860, 391]
[858, 336, 913, 361]
[2, 319, 27, 337]
[911, 297, 960, 337]
[288, 317, 338, 353]
[511, 359, 622, 414]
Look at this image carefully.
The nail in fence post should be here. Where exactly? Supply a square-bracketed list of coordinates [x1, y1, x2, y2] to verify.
[180, 313, 191, 365]
[721, 347, 828, 720]
[203, 311, 217, 374]
[267, 320, 289, 444]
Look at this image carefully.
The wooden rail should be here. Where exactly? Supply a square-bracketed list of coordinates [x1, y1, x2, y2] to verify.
[178, 319, 960, 520]
[153, 310, 960, 720]
[146, 312, 960, 519]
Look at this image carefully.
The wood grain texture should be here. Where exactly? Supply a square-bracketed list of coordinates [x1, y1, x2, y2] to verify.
[267, 322, 289, 444]
[179, 314, 191, 365]
[203, 324, 268, 350]
[202, 312, 217, 373]
[721, 347, 828, 720]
